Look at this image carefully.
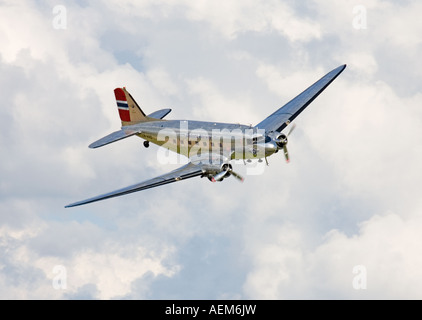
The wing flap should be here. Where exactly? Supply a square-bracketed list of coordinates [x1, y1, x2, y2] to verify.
[255, 64, 346, 133]
[65, 162, 203, 208]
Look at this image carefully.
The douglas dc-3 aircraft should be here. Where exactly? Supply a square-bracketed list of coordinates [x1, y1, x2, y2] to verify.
[65, 64, 346, 208]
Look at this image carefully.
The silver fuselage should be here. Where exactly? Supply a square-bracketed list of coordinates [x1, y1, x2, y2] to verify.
[130, 119, 278, 160]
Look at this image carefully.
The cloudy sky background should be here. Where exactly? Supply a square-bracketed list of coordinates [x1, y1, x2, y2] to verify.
[1, 0, 422, 299]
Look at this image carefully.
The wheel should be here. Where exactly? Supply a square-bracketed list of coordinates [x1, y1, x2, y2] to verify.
[143, 141, 150, 148]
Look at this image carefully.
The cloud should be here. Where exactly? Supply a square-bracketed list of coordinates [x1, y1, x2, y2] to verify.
[0, 205, 178, 299]
[1, 0, 422, 299]
[310, 212, 422, 299]
[183, 0, 321, 41]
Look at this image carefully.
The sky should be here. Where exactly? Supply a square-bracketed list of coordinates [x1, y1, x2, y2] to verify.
[1, 0, 422, 299]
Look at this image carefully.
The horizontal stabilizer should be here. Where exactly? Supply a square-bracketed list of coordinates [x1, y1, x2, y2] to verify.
[147, 108, 172, 119]
[89, 129, 139, 149]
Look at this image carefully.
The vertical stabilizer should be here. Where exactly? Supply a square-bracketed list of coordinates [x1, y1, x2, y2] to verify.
[114, 87, 151, 126]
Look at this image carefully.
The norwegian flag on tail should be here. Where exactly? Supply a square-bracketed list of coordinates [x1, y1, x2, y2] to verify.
[114, 88, 130, 122]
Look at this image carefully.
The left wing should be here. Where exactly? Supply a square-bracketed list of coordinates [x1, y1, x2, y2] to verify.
[65, 162, 203, 208]
[89, 128, 140, 149]
[255, 64, 346, 133]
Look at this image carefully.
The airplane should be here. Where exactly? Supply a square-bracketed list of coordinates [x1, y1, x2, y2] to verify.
[65, 64, 346, 208]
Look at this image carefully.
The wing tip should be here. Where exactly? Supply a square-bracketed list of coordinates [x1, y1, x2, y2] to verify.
[327, 64, 347, 82]
[64, 202, 79, 208]
[339, 64, 347, 72]
[88, 143, 99, 149]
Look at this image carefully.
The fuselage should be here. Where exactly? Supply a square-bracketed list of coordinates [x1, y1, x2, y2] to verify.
[129, 119, 278, 160]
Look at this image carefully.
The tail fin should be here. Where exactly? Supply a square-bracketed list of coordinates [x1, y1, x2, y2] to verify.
[114, 87, 151, 126]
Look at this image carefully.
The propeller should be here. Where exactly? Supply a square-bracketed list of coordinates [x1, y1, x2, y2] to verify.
[275, 123, 296, 163]
[211, 164, 244, 182]
[229, 170, 244, 182]
[287, 122, 296, 137]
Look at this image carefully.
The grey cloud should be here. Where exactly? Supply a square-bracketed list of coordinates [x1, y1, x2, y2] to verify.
[1, 0, 422, 299]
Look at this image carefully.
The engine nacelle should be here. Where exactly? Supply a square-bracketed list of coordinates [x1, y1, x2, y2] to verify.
[204, 163, 232, 182]
[275, 133, 288, 148]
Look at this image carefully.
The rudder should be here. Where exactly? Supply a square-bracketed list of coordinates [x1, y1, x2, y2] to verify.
[114, 87, 150, 126]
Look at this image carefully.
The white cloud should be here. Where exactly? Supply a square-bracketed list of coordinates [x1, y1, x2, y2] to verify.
[186, 77, 256, 124]
[183, 0, 321, 41]
[310, 212, 422, 299]
[1, 0, 422, 300]
[256, 63, 325, 100]
[0, 213, 178, 299]
[343, 52, 377, 77]
[242, 211, 422, 299]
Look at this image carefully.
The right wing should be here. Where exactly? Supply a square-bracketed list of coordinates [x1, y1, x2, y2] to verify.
[255, 64, 346, 133]
[65, 162, 203, 208]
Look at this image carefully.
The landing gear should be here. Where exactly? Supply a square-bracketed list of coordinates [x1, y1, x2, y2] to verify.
[143, 141, 150, 148]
